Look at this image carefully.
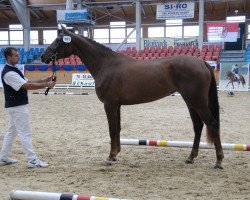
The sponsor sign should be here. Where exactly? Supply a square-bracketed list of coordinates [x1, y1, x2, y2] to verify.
[57, 10, 95, 25]
[141, 37, 198, 49]
[72, 73, 95, 87]
[207, 22, 239, 42]
[156, 2, 195, 19]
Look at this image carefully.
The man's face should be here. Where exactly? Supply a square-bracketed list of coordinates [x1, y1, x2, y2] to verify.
[8, 50, 19, 66]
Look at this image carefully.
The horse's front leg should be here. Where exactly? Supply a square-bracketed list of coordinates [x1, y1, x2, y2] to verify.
[104, 103, 121, 165]
[231, 82, 234, 89]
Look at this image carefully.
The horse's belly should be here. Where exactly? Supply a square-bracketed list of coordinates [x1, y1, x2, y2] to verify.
[119, 87, 175, 105]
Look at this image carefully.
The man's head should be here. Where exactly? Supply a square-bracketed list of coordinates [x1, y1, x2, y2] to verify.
[4, 47, 19, 66]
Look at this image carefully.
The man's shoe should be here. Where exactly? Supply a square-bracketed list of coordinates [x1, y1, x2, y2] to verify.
[0, 157, 18, 166]
[27, 159, 49, 168]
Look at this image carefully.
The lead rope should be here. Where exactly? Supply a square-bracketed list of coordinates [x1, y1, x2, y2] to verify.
[45, 54, 57, 96]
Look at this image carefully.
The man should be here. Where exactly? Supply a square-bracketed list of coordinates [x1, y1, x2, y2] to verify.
[231, 64, 239, 80]
[0, 47, 56, 168]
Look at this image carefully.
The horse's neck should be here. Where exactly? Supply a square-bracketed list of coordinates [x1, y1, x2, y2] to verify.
[73, 37, 114, 79]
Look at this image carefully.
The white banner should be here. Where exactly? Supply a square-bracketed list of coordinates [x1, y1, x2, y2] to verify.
[72, 73, 95, 87]
[156, 2, 194, 19]
[0, 64, 24, 88]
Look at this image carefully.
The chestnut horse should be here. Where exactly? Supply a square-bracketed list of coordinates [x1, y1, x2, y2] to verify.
[41, 26, 224, 169]
[226, 71, 246, 89]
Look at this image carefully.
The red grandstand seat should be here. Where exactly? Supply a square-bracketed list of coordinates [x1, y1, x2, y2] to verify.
[200, 52, 206, 57]
[141, 53, 146, 58]
[206, 52, 213, 57]
[138, 49, 143, 55]
[151, 57, 156, 60]
[58, 61, 64, 66]
[149, 46, 156, 53]
[175, 49, 181, 54]
[160, 53, 165, 57]
[188, 48, 194, 53]
[137, 57, 143, 60]
[134, 53, 140, 59]
[156, 49, 162, 54]
[154, 53, 159, 59]
[168, 46, 174, 51]
[181, 49, 188, 54]
[213, 51, 220, 56]
[205, 56, 212, 61]
[144, 57, 150, 60]
[144, 49, 149, 54]
[76, 60, 83, 64]
[162, 49, 168, 54]
[147, 53, 153, 58]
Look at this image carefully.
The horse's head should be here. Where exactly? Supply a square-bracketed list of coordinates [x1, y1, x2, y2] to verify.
[41, 26, 74, 64]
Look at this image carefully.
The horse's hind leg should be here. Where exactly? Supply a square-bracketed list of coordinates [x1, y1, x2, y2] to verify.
[186, 107, 204, 164]
[195, 107, 224, 169]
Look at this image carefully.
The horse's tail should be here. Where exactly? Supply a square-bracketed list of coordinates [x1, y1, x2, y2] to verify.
[205, 62, 220, 144]
[242, 75, 246, 85]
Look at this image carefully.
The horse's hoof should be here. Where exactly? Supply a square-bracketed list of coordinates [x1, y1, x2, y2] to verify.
[111, 157, 117, 161]
[214, 163, 223, 169]
[104, 157, 117, 165]
[104, 160, 113, 165]
[185, 159, 194, 164]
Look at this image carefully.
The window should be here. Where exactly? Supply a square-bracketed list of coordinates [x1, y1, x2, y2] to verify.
[9, 24, 23, 45]
[110, 21, 125, 43]
[166, 26, 182, 38]
[10, 31, 23, 45]
[30, 30, 38, 45]
[0, 31, 9, 45]
[94, 29, 109, 43]
[184, 26, 199, 37]
[43, 30, 57, 44]
[148, 27, 164, 38]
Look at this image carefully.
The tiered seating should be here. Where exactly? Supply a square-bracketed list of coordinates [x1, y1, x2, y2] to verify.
[116, 44, 222, 63]
[0, 47, 44, 64]
[47, 54, 83, 66]
[27, 54, 86, 72]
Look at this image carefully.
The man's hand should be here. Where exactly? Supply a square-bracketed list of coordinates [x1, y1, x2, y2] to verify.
[46, 80, 56, 89]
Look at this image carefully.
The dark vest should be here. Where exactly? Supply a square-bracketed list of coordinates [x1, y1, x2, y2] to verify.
[1, 65, 28, 108]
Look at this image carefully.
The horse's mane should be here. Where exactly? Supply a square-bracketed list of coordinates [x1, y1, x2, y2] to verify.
[71, 32, 115, 54]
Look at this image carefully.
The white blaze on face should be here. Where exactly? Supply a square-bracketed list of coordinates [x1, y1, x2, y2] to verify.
[63, 36, 71, 43]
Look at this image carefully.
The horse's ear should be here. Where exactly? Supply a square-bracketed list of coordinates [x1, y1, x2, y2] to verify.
[61, 25, 67, 34]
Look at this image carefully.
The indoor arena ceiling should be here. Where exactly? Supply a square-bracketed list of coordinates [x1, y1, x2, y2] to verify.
[0, 0, 249, 28]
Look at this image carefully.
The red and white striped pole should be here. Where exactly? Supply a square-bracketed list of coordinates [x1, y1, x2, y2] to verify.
[10, 190, 129, 200]
[120, 139, 250, 151]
